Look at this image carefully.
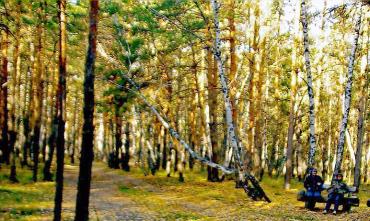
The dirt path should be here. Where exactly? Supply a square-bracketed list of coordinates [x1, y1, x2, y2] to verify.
[62, 163, 157, 221]
[59, 163, 369, 221]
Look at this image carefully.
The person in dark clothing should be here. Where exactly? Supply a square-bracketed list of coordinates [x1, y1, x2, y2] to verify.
[323, 173, 349, 215]
[304, 168, 323, 199]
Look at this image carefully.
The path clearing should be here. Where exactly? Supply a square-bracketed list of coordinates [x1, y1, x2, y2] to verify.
[62, 163, 157, 221]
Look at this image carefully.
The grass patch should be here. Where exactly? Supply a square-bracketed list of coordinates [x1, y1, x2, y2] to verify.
[0, 164, 55, 221]
[119, 185, 139, 195]
[162, 211, 202, 220]
[114, 164, 370, 220]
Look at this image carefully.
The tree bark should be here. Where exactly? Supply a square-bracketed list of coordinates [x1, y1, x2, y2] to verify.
[353, 62, 368, 187]
[254, 37, 266, 179]
[43, 63, 58, 181]
[115, 111, 122, 169]
[70, 94, 79, 164]
[74, 0, 99, 220]
[31, 0, 47, 182]
[210, 0, 244, 175]
[333, 6, 362, 177]
[206, 49, 219, 181]
[122, 121, 130, 171]
[285, 63, 298, 189]
[9, 0, 21, 181]
[22, 63, 33, 167]
[295, 113, 304, 181]
[0, 30, 9, 165]
[301, 0, 317, 167]
[54, 0, 67, 219]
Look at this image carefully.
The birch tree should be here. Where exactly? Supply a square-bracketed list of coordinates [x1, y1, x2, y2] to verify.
[210, 0, 244, 177]
[300, 0, 317, 167]
[333, 5, 362, 177]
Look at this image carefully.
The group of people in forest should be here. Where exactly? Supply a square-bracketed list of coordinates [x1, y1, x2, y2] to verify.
[303, 168, 350, 215]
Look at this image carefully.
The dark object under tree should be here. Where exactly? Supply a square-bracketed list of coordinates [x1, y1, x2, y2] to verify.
[297, 186, 359, 211]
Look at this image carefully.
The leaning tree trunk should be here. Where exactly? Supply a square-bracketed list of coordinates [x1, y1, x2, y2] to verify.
[333, 6, 362, 178]
[301, 0, 317, 168]
[74, 0, 99, 220]
[98, 40, 271, 202]
[208, 2, 269, 202]
[210, 0, 244, 177]
[54, 0, 67, 220]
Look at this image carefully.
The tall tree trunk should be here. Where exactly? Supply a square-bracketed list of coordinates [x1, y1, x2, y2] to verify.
[353, 62, 368, 187]
[254, 37, 266, 180]
[228, 0, 238, 127]
[22, 66, 32, 167]
[54, 0, 67, 220]
[206, 49, 219, 181]
[192, 46, 212, 175]
[43, 64, 58, 181]
[210, 0, 244, 178]
[70, 94, 79, 164]
[9, 1, 21, 181]
[31, 1, 46, 182]
[115, 111, 122, 169]
[74, 0, 99, 219]
[41, 73, 50, 163]
[363, 134, 370, 183]
[0, 30, 9, 165]
[301, 0, 317, 167]
[295, 114, 304, 181]
[285, 59, 298, 190]
[122, 121, 130, 171]
[161, 126, 167, 170]
[333, 6, 362, 177]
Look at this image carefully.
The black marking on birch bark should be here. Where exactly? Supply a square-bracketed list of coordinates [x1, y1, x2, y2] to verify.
[301, 0, 317, 167]
[333, 5, 362, 177]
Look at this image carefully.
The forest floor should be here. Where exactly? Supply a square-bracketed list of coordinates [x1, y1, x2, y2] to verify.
[0, 162, 369, 221]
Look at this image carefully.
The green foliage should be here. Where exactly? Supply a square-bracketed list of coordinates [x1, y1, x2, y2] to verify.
[118, 185, 149, 196]
[104, 1, 120, 15]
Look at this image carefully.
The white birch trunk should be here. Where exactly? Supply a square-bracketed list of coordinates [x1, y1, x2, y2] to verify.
[333, 6, 362, 176]
[301, 0, 317, 167]
[345, 129, 356, 164]
[210, 0, 244, 172]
